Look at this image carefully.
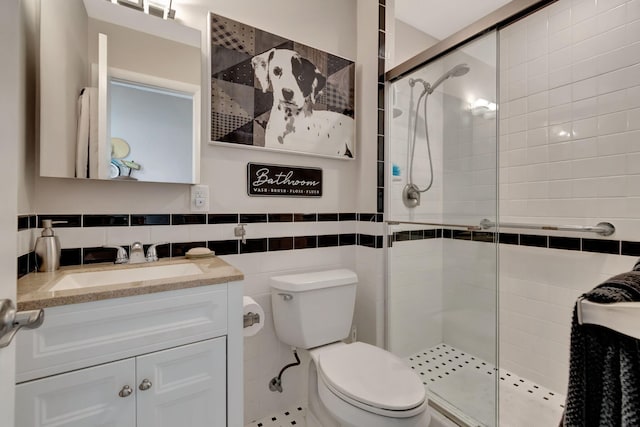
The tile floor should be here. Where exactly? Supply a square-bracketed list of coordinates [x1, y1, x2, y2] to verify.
[247, 343, 565, 427]
[406, 344, 566, 427]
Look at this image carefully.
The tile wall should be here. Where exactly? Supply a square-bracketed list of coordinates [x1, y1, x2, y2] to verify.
[498, 0, 640, 393]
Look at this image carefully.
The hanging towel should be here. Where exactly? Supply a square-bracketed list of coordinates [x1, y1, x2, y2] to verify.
[75, 87, 99, 178]
[562, 263, 640, 427]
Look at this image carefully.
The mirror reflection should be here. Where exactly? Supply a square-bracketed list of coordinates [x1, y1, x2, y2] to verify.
[39, 0, 201, 184]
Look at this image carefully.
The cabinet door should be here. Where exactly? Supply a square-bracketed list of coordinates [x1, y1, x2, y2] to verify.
[16, 358, 136, 427]
[136, 337, 226, 427]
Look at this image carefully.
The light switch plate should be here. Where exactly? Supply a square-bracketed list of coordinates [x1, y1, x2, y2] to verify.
[190, 184, 209, 212]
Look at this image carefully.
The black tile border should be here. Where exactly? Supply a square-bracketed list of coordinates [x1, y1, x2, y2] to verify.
[377, 1, 386, 214]
[16, 211, 392, 275]
[131, 214, 170, 226]
[389, 227, 636, 256]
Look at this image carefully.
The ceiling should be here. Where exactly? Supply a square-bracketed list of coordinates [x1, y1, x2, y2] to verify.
[394, 0, 512, 40]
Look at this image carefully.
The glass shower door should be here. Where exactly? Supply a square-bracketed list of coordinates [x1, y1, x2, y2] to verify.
[386, 31, 498, 426]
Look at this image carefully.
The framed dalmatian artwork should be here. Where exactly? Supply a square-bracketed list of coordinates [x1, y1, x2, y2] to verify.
[208, 12, 355, 159]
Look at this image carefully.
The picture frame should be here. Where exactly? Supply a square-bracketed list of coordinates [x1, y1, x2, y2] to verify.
[207, 12, 356, 160]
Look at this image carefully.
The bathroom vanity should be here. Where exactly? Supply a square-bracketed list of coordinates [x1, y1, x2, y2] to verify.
[15, 258, 244, 427]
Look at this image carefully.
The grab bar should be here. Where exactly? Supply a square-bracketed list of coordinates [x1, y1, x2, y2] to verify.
[577, 297, 640, 340]
[386, 220, 483, 231]
[479, 219, 615, 236]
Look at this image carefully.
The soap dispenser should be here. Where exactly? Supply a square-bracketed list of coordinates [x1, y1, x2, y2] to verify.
[34, 219, 61, 272]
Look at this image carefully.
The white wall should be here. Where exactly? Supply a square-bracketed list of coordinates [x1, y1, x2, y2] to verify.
[498, 0, 640, 393]
[18, 0, 388, 423]
[393, 20, 439, 68]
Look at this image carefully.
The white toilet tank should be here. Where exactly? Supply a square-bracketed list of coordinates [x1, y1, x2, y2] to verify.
[270, 269, 357, 349]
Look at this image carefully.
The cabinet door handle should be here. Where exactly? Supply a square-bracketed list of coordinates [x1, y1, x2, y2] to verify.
[119, 385, 133, 397]
[139, 379, 152, 391]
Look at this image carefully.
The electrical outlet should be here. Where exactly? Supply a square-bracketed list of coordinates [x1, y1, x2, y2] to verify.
[190, 184, 209, 212]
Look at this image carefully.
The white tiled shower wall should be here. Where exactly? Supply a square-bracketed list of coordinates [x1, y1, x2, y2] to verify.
[498, 0, 640, 393]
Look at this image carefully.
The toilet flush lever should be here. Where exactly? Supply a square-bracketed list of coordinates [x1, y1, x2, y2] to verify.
[234, 223, 247, 245]
[278, 293, 293, 301]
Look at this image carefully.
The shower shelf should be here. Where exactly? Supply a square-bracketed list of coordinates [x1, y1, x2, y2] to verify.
[577, 298, 640, 340]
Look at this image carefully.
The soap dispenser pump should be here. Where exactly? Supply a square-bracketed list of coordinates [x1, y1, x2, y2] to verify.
[34, 219, 61, 272]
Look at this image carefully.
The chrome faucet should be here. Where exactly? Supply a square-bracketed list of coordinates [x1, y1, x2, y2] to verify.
[129, 242, 145, 264]
[104, 242, 167, 264]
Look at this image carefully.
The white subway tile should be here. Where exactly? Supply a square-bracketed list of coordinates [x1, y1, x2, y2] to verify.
[596, 176, 627, 197]
[572, 77, 597, 101]
[549, 65, 573, 88]
[528, 37, 549, 59]
[626, 174, 640, 195]
[548, 179, 573, 198]
[549, 46, 572, 70]
[572, 178, 599, 197]
[597, 4, 626, 33]
[549, 123, 573, 143]
[629, 107, 640, 130]
[106, 226, 150, 246]
[549, 104, 573, 125]
[572, 116, 598, 139]
[627, 152, 640, 174]
[149, 225, 189, 243]
[571, 137, 598, 159]
[572, 0, 597, 24]
[629, 0, 640, 23]
[596, 0, 626, 13]
[527, 92, 549, 112]
[549, 27, 572, 52]
[598, 111, 628, 135]
[528, 110, 550, 130]
[548, 7, 572, 34]
[597, 132, 630, 155]
[528, 73, 549, 95]
[56, 227, 106, 249]
[598, 89, 628, 115]
[549, 141, 573, 161]
[572, 97, 598, 120]
[509, 131, 528, 150]
[527, 127, 549, 147]
[571, 56, 598, 81]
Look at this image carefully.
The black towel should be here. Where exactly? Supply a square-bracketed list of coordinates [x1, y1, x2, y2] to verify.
[562, 267, 640, 427]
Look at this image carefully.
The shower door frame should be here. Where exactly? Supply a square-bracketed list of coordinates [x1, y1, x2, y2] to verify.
[383, 0, 557, 425]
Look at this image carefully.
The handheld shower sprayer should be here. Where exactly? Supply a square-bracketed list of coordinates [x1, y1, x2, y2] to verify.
[403, 63, 470, 208]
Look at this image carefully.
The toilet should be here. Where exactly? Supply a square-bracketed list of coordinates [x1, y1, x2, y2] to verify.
[270, 269, 431, 427]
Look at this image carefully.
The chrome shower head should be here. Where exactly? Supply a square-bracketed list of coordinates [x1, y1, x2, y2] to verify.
[428, 63, 470, 94]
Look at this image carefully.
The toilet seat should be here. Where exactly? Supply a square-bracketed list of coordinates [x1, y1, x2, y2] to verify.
[317, 342, 427, 418]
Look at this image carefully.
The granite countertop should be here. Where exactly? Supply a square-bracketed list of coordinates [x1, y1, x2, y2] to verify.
[17, 257, 244, 311]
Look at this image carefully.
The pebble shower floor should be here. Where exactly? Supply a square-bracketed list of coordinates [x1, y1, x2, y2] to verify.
[406, 344, 566, 427]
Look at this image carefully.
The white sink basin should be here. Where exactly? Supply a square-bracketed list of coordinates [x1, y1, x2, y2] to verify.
[49, 263, 204, 291]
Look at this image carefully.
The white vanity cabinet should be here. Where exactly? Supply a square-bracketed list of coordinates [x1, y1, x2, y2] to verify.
[16, 338, 226, 427]
[15, 282, 243, 427]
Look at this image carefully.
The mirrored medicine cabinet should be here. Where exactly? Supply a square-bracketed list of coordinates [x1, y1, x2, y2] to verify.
[39, 0, 201, 184]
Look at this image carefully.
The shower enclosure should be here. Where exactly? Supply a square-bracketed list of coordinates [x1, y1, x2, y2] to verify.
[385, 0, 640, 423]
[386, 31, 500, 426]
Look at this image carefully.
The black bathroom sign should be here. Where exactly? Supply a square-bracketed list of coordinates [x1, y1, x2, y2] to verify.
[247, 163, 322, 197]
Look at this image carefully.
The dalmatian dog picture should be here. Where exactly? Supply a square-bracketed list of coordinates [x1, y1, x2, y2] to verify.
[209, 13, 355, 159]
[251, 49, 354, 158]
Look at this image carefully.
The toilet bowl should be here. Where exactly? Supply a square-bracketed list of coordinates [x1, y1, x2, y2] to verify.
[270, 269, 431, 426]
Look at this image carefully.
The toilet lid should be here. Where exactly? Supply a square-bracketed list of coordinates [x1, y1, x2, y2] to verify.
[318, 342, 426, 412]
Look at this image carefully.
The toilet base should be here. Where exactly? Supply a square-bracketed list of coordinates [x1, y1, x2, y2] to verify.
[306, 351, 431, 427]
